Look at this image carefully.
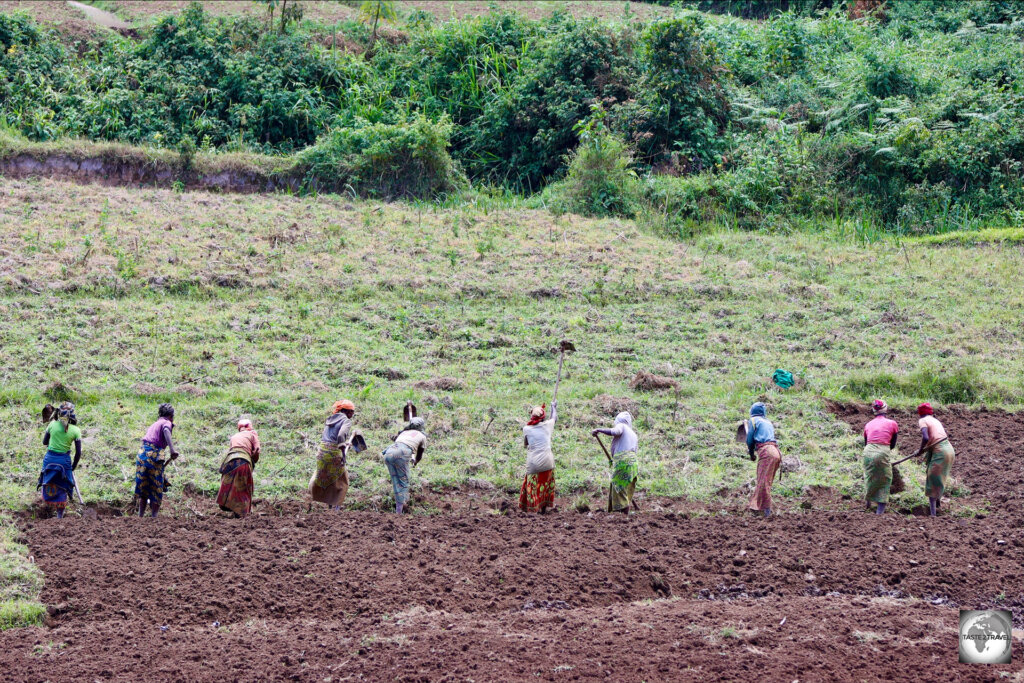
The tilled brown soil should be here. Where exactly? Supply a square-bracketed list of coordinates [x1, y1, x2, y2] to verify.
[2, 404, 1022, 681]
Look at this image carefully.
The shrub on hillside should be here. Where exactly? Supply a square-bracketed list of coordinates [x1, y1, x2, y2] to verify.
[0, 4, 345, 150]
[463, 15, 635, 190]
[545, 115, 640, 219]
[619, 16, 730, 172]
[299, 116, 464, 199]
[863, 51, 917, 99]
[639, 174, 721, 238]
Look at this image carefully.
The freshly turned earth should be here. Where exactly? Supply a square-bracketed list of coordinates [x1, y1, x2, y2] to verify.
[2, 406, 1021, 682]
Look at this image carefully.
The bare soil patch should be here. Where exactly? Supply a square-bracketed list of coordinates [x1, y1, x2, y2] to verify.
[3, 491, 1021, 680]
[0, 595, 1008, 682]
[0, 0, 105, 43]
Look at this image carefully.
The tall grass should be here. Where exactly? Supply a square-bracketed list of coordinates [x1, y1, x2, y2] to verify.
[845, 366, 1019, 405]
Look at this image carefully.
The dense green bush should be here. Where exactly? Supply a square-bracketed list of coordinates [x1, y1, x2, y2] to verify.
[457, 16, 636, 190]
[299, 116, 464, 199]
[544, 111, 640, 218]
[0, 4, 344, 150]
[620, 16, 729, 170]
[1, 2, 1023, 232]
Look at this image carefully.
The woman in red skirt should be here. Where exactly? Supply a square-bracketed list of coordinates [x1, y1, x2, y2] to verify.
[520, 400, 557, 513]
[217, 418, 260, 517]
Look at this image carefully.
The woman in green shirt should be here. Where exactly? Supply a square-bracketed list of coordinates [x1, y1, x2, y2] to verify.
[38, 402, 82, 518]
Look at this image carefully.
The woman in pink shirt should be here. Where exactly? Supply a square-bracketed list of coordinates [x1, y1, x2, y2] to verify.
[217, 418, 261, 517]
[863, 399, 898, 515]
[911, 403, 955, 516]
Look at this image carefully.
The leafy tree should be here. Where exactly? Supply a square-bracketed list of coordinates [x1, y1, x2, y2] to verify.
[350, 1, 397, 50]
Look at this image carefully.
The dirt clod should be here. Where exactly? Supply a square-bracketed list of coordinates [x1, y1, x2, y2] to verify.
[132, 382, 165, 396]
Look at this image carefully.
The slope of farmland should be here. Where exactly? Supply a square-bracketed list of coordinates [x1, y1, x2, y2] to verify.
[1, 467, 1021, 682]
[1, 176, 1023, 513]
[1, 173, 1024, 680]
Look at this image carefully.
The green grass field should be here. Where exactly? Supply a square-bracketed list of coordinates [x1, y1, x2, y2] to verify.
[1, 176, 1021, 517]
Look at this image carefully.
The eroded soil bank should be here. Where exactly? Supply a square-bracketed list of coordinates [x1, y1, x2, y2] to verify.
[0, 153, 299, 193]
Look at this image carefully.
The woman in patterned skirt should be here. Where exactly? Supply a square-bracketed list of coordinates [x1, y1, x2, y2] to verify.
[520, 400, 557, 513]
[217, 418, 261, 517]
[913, 403, 955, 517]
[134, 403, 179, 518]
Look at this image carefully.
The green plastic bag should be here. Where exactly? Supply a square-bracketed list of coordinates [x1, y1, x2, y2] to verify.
[772, 369, 795, 389]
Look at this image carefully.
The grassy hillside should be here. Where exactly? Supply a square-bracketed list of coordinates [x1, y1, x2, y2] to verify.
[1, 176, 1021, 514]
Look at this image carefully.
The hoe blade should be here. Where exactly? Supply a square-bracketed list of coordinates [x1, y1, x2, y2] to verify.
[734, 420, 749, 443]
[350, 434, 367, 453]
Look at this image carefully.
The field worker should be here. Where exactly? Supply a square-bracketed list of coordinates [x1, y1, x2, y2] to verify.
[863, 399, 898, 515]
[134, 403, 179, 518]
[746, 402, 782, 517]
[592, 412, 639, 513]
[310, 400, 354, 510]
[383, 416, 427, 514]
[914, 403, 955, 517]
[217, 418, 261, 517]
[520, 400, 557, 513]
[38, 402, 82, 519]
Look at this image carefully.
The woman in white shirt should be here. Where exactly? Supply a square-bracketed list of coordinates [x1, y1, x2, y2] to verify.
[383, 417, 427, 514]
[520, 400, 557, 513]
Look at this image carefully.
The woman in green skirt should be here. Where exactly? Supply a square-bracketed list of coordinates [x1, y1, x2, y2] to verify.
[592, 412, 639, 513]
[862, 399, 899, 514]
[913, 403, 955, 517]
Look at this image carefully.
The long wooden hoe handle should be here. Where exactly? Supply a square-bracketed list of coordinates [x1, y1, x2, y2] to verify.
[594, 434, 612, 465]
[891, 450, 921, 466]
[552, 350, 565, 407]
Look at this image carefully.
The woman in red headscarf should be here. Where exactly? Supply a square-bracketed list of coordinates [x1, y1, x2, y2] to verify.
[217, 418, 260, 517]
[520, 400, 557, 513]
[911, 403, 955, 516]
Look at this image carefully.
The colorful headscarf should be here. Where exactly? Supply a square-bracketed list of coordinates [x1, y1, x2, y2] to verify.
[750, 402, 767, 418]
[57, 401, 76, 429]
[872, 399, 887, 415]
[917, 402, 933, 416]
[333, 400, 355, 414]
[527, 404, 546, 426]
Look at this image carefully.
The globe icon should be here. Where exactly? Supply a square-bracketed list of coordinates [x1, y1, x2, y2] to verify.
[959, 610, 1012, 664]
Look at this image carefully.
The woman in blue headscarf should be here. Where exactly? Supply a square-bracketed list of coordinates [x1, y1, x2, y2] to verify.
[746, 402, 781, 517]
